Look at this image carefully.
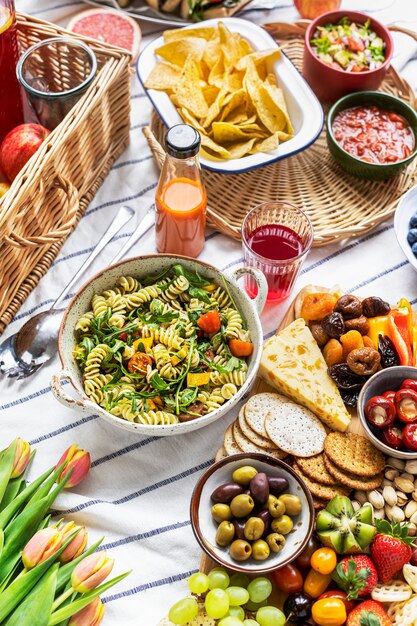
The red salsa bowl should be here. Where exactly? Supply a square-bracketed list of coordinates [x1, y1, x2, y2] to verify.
[303, 10, 393, 103]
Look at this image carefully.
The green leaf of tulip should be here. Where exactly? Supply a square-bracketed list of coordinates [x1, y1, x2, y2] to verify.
[0, 440, 17, 505]
[0, 466, 54, 530]
[1, 478, 24, 512]
[4, 564, 58, 626]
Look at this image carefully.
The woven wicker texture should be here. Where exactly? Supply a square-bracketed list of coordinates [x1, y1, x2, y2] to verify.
[0, 13, 131, 335]
[144, 21, 417, 245]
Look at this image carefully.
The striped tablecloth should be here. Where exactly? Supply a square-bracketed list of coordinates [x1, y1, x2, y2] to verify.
[6, 0, 417, 623]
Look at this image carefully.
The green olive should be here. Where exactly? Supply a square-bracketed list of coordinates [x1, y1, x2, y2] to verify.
[230, 493, 255, 518]
[279, 494, 302, 516]
[211, 503, 233, 523]
[243, 517, 265, 541]
[215, 521, 235, 547]
[232, 465, 258, 486]
[266, 532, 286, 553]
[268, 498, 286, 518]
[271, 514, 293, 535]
[251, 539, 270, 561]
[229, 539, 252, 561]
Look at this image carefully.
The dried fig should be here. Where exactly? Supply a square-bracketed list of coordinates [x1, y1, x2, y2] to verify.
[322, 312, 346, 338]
[310, 322, 329, 347]
[346, 347, 381, 376]
[362, 296, 390, 318]
[334, 294, 363, 319]
[344, 315, 370, 335]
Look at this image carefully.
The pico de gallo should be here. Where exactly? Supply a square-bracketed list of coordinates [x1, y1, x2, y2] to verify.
[332, 105, 415, 164]
[311, 17, 386, 72]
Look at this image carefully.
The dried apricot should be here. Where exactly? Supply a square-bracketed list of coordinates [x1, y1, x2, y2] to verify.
[340, 330, 364, 360]
[300, 293, 337, 322]
[363, 335, 375, 349]
[323, 338, 344, 367]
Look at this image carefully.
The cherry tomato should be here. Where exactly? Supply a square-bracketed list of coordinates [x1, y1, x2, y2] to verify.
[311, 597, 346, 626]
[364, 396, 396, 429]
[382, 424, 403, 449]
[127, 352, 153, 374]
[197, 310, 221, 334]
[403, 423, 417, 451]
[303, 569, 331, 599]
[383, 390, 396, 403]
[229, 339, 254, 357]
[310, 548, 337, 575]
[271, 563, 303, 594]
[295, 535, 320, 569]
[401, 379, 417, 393]
[319, 590, 355, 614]
[395, 388, 417, 423]
[119, 330, 139, 342]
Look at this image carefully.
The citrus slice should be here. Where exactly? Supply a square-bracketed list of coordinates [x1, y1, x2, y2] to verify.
[67, 8, 141, 62]
[0, 8, 13, 35]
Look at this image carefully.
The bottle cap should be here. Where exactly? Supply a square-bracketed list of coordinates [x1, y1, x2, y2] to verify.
[165, 124, 201, 158]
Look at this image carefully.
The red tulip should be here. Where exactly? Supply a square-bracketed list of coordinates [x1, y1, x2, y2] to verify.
[71, 551, 114, 593]
[55, 444, 91, 488]
[22, 527, 62, 569]
[58, 521, 88, 563]
[68, 598, 105, 626]
[11, 437, 30, 478]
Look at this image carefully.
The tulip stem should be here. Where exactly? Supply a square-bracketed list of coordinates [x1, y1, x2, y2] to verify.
[51, 587, 74, 612]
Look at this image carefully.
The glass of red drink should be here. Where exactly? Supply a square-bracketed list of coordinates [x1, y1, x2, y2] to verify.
[242, 201, 313, 303]
[0, 1, 24, 144]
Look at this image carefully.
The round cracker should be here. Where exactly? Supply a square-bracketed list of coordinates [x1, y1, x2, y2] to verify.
[223, 423, 242, 456]
[323, 454, 383, 491]
[238, 406, 278, 450]
[265, 402, 326, 458]
[245, 392, 292, 438]
[324, 432, 385, 477]
[233, 421, 287, 460]
[293, 463, 351, 500]
[296, 454, 337, 486]
[215, 446, 228, 462]
[313, 496, 328, 511]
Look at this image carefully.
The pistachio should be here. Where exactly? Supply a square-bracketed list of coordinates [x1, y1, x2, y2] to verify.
[386, 457, 406, 471]
[405, 501, 417, 519]
[353, 490, 368, 505]
[402, 472, 415, 482]
[351, 500, 361, 512]
[385, 505, 405, 523]
[414, 478, 417, 490]
[397, 492, 408, 507]
[406, 460, 417, 475]
[412, 490, 417, 502]
[410, 511, 417, 525]
[383, 485, 398, 507]
[373, 508, 386, 520]
[381, 479, 394, 488]
[367, 490, 384, 510]
[394, 476, 415, 493]
[384, 468, 400, 481]
[409, 522, 417, 537]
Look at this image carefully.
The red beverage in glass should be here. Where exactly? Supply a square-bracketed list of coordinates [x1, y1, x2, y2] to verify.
[242, 202, 313, 304]
[0, 4, 24, 145]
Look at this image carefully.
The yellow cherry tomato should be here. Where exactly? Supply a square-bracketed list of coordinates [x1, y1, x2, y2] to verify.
[310, 547, 337, 575]
[303, 569, 332, 598]
[311, 598, 347, 626]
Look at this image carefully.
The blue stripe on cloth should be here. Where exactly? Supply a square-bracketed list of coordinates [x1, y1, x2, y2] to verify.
[29, 415, 98, 445]
[85, 183, 157, 217]
[130, 122, 148, 131]
[91, 436, 160, 467]
[112, 155, 153, 170]
[130, 93, 146, 100]
[101, 520, 191, 550]
[349, 260, 408, 292]
[103, 570, 198, 603]
[0, 382, 67, 411]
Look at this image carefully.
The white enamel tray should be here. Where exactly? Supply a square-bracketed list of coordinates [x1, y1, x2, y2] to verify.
[394, 184, 417, 272]
[137, 17, 324, 174]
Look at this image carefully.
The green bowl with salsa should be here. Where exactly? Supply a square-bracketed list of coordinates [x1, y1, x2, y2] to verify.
[326, 91, 417, 180]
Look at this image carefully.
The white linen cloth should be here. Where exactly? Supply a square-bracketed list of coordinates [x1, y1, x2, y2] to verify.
[4, 0, 417, 623]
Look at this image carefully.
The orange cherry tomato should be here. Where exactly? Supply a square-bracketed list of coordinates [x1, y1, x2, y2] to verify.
[229, 339, 254, 357]
[319, 590, 355, 614]
[311, 597, 346, 626]
[310, 547, 337, 575]
[127, 352, 152, 374]
[303, 569, 331, 599]
[197, 310, 221, 334]
[271, 563, 303, 594]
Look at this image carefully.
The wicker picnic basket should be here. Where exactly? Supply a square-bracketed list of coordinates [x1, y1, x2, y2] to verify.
[0, 12, 131, 335]
[144, 21, 417, 246]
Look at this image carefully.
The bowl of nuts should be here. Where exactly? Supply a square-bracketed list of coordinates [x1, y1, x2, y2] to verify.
[358, 366, 417, 460]
[190, 453, 314, 574]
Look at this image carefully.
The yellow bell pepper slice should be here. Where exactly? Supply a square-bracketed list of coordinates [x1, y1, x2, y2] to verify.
[171, 346, 188, 365]
[367, 316, 389, 348]
[202, 283, 217, 293]
[413, 326, 417, 367]
[133, 336, 153, 353]
[187, 372, 211, 387]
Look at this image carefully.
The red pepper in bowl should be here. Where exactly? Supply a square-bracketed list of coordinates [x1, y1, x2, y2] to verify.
[400, 379, 417, 393]
[395, 388, 417, 423]
[364, 396, 396, 429]
[381, 425, 403, 449]
[403, 423, 417, 451]
[383, 390, 396, 402]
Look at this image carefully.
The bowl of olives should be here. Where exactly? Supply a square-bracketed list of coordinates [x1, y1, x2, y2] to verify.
[190, 453, 315, 574]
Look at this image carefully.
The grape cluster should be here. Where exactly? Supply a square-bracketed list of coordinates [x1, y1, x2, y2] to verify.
[168, 568, 285, 626]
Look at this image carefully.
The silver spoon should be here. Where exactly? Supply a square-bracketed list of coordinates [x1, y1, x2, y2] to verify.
[0, 205, 136, 379]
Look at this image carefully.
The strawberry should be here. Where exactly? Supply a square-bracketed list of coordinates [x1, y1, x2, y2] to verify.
[346, 599, 392, 626]
[332, 555, 377, 599]
[370, 519, 414, 583]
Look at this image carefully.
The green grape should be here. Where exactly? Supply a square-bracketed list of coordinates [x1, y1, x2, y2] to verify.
[205, 588, 230, 619]
[226, 606, 245, 620]
[226, 586, 250, 606]
[188, 572, 209, 594]
[230, 573, 250, 588]
[243, 598, 267, 612]
[256, 606, 286, 626]
[243, 621, 261, 626]
[168, 597, 198, 625]
[247, 577, 272, 604]
[218, 618, 243, 626]
[208, 568, 230, 590]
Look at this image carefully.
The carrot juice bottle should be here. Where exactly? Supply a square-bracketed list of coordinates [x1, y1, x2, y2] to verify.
[155, 124, 206, 257]
[0, 0, 24, 143]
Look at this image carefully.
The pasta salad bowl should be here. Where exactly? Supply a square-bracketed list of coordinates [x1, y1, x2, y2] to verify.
[51, 254, 268, 436]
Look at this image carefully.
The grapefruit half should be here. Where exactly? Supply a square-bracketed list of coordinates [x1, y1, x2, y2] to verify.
[67, 8, 141, 62]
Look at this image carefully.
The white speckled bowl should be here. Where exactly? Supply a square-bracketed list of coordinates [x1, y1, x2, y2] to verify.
[51, 254, 267, 436]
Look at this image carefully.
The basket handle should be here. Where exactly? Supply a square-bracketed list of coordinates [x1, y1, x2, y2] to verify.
[4, 174, 79, 248]
[50, 369, 94, 415]
[143, 126, 165, 169]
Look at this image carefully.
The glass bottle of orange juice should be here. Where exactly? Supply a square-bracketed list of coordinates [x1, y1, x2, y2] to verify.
[0, 0, 24, 143]
[155, 125, 206, 258]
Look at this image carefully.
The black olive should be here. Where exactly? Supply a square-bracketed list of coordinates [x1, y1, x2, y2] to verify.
[283, 592, 313, 624]
[378, 334, 400, 369]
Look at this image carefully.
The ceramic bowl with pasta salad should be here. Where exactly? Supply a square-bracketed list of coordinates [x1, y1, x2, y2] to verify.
[52, 255, 268, 436]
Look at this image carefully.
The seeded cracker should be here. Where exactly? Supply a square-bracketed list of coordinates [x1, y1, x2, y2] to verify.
[233, 420, 287, 460]
[215, 446, 228, 462]
[324, 432, 385, 477]
[223, 423, 242, 456]
[238, 405, 279, 450]
[296, 454, 337, 486]
[323, 454, 383, 491]
[265, 401, 326, 458]
[245, 392, 292, 438]
[293, 464, 351, 500]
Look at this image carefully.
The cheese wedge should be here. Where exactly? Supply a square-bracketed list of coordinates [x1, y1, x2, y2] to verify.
[259, 318, 350, 432]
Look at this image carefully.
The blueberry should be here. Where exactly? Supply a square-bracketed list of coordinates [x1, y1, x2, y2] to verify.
[407, 228, 417, 245]
[412, 242, 417, 257]
[410, 213, 417, 229]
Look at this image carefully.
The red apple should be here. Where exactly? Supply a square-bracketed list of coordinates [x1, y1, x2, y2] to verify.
[0, 123, 50, 182]
[293, 0, 341, 19]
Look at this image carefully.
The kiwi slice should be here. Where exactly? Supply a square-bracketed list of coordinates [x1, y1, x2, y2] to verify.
[316, 496, 376, 554]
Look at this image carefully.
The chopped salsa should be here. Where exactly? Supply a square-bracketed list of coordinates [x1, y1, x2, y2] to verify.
[311, 17, 386, 72]
[332, 105, 415, 164]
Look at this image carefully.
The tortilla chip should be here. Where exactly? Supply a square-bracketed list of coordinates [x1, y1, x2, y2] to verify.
[227, 137, 258, 159]
[264, 82, 294, 135]
[174, 55, 208, 118]
[163, 27, 217, 42]
[179, 108, 207, 134]
[244, 58, 289, 134]
[200, 134, 232, 159]
[144, 61, 182, 91]
[236, 48, 281, 71]
[212, 122, 265, 143]
[252, 132, 280, 153]
[155, 37, 207, 66]
[202, 86, 229, 127]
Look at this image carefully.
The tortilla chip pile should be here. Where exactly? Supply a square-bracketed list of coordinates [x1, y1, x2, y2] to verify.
[145, 22, 294, 161]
